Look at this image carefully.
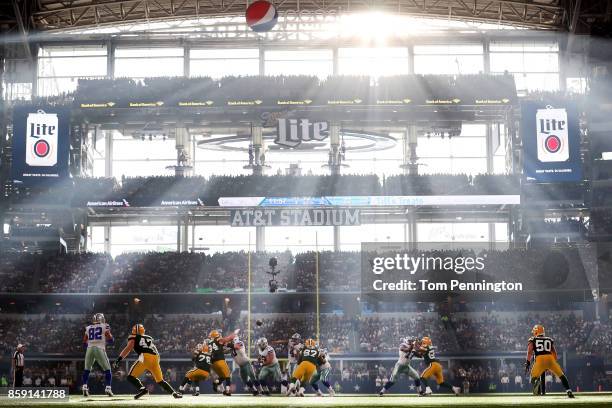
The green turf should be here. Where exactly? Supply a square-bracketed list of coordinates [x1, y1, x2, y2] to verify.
[0, 393, 610, 408]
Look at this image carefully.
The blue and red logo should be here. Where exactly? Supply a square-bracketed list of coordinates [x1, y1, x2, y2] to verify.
[245, 1, 278, 32]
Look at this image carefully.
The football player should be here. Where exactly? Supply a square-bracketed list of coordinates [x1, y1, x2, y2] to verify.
[310, 347, 334, 397]
[416, 337, 460, 396]
[287, 333, 303, 376]
[82, 313, 114, 397]
[524, 325, 574, 398]
[208, 329, 237, 396]
[257, 337, 284, 395]
[288, 338, 319, 397]
[379, 337, 425, 396]
[179, 343, 211, 396]
[113, 324, 182, 399]
[231, 336, 262, 395]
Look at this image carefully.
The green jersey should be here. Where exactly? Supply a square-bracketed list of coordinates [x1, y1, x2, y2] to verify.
[193, 351, 212, 371]
[421, 345, 438, 364]
[299, 346, 319, 365]
[209, 338, 225, 362]
[129, 334, 159, 356]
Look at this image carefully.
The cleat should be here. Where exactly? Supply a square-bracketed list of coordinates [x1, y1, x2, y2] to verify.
[316, 389, 324, 397]
[223, 390, 231, 396]
[419, 390, 427, 396]
[452, 386, 461, 396]
[379, 391, 384, 397]
[192, 391, 199, 396]
[532, 379, 541, 396]
[328, 388, 335, 397]
[82, 387, 90, 397]
[134, 388, 149, 400]
[567, 391, 575, 399]
[425, 386, 433, 395]
[105, 387, 114, 397]
[172, 392, 183, 399]
[252, 390, 260, 396]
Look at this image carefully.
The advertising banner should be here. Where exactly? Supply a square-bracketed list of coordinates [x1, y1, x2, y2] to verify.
[11, 106, 71, 184]
[522, 102, 582, 182]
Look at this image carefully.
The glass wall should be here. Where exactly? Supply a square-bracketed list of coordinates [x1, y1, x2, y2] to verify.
[490, 41, 559, 95]
[89, 225, 178, 256]
[265, 226, 334, 252]
[37, 46, 107, 96]
[265, 49, 333, 78]
[111, 131, 176, 178]
[414, 44, 484, 75]
[190, 225, 256, 253]
[190, 48, 259, 78]
[114, 47, 184, 79]
[337, 47, 409, 77]
[340, 224, 406, 251]
[34, 39, 560, 95]
[417, 123, 488, 175]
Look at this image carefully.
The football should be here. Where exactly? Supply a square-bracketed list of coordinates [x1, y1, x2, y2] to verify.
[256, 319, 263, 326]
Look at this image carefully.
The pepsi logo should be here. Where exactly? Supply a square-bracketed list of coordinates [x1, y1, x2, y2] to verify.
[544, 135, 561, 153]
[33, 139, 51, 158]
[245, 0, 278, 32]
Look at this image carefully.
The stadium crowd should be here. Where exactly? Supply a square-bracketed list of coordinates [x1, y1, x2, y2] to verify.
[0, 248, 591, 293]
[72, 74, 516, 108]
[8, 173, 526, 208]
[0, 311, 607, 358]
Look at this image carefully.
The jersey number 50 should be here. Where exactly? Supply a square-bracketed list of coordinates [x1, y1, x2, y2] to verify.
[535, 339, 552, 352]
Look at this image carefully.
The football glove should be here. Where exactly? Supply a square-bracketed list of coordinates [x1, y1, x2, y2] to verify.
[524, 360, 531, 374]
[113, 356, 123, 370]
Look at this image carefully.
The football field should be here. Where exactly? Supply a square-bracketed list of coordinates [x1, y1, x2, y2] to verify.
[0, 393, 611, 408]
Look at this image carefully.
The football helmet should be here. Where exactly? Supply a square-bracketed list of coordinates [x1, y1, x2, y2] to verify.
[257, 337, 268, 350]
[421, 336, 432, 347]
[93, 313, 105, 324]
[304, 338, 317, 348]
[131, 324, 145, 335]
[209, 330, 221, 340]
[291, 333, 301, 341]
[532, 324, 545, 337]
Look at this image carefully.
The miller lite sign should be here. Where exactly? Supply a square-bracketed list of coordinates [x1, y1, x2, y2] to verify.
[536, 107, 569, 163]
[275, 118, 329, 148]
[11, 105, 70, 184]
[521, 101, 581, 183]
[25, 110, 58, 167]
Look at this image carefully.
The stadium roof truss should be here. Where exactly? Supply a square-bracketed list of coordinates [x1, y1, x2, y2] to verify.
[8, 1, 594, 33]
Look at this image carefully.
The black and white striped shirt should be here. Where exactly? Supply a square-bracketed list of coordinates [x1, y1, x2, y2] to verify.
[13, 351, 24, 368]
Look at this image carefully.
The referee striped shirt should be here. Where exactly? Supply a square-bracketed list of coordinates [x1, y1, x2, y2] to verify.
[13, 351, 24, 367]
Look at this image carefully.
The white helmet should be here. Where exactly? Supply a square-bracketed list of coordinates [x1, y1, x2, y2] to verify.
[257, 337, 268, 350]
[93, 313, 105, 324]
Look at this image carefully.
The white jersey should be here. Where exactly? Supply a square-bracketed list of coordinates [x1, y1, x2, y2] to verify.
[318, 349, 331, 370]
[259, 345, 278, 366]
[85, 323, 110, 350]
[288, 340, 302, 364]
[397, 341, 414, 365]
[231, 340, 250, 366]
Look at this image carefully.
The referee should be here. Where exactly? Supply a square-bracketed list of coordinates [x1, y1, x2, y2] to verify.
[12, 344, 25, 387]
